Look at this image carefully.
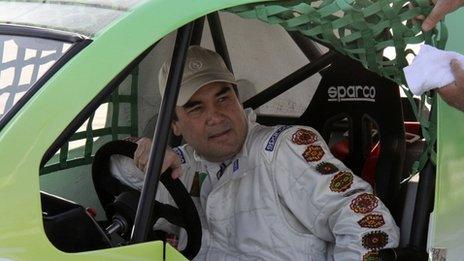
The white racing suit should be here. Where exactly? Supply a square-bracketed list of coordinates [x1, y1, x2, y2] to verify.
[110, 110, 399, 260]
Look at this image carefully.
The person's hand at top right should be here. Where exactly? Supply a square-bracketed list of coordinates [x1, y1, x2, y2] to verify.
[437, 59, 464, 111]
[419, 0, 464, 111]
[422, 0, 464, 31]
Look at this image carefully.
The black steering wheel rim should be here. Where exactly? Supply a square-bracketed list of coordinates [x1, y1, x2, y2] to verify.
[92, 140, 201, 260]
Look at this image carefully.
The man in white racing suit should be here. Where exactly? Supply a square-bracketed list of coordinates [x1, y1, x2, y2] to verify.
[110, 46, 399, 260]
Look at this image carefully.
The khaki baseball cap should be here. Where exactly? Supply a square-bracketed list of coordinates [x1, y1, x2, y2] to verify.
[159, 46, 236, 106]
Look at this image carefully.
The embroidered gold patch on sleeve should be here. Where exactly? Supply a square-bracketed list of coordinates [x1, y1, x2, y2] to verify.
[302, 145, 325, 162]
[329, 171, 353, 192]
[362, 231, 389, 250]
[362, 250, 380, 261]
[316, 162, 339, 174]
[357, 214, 385, 229]
[292, 128, 318, 145]
[350, 193, 379, 214]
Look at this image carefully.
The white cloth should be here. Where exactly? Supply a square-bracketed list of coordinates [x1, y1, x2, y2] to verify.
[403, 44, 464, 95]
[111, 109, 399, 260]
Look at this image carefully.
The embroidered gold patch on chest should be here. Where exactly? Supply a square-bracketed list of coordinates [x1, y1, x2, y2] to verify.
[292, 128, 317, 145]
[190, 172, 207, 197]
[302, 145, 324, 162]
[190, 172, 201, 197]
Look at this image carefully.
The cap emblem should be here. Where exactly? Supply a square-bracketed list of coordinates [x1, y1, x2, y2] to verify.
[189, 60, 204, 71]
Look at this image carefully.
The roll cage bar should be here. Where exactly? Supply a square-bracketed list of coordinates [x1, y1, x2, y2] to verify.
[130, 22, 194, 243]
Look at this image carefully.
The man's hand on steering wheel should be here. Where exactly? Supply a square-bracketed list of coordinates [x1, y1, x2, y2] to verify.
[92, 140, 202, 259]
[134, 137, 182, 179]
[134, 137, 151, 171]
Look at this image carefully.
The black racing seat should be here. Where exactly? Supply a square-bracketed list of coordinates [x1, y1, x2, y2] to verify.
[298, 54, 406, 220]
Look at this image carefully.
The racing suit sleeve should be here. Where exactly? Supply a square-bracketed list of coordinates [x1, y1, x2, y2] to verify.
[109, 145, 195, 235]
[273, 126, 399, 260]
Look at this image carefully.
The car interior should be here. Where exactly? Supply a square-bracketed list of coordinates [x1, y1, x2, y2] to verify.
[37, 10, 433, 260]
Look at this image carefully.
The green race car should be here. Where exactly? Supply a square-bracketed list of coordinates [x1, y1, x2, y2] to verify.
[0, 0, 462, 260]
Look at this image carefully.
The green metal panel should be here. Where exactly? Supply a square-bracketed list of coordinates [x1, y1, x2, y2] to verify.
[0, 0, 266, 259]
[432, 8, 464, 260]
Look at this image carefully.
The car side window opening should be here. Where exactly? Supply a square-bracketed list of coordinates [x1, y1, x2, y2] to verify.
[37, 12, 376, 254]
[0, 35, 71, 120]
[37, 13, 328, 252]
[36, 9, 421, 255]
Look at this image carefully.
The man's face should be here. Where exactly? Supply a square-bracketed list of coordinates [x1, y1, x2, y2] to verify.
[172, 82, 247, 162]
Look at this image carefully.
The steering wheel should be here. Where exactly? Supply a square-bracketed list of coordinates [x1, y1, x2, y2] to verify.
[92, 140, 202, 260]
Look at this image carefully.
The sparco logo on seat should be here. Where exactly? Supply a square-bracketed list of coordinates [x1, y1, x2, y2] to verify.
[327, 86, 376, 102]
